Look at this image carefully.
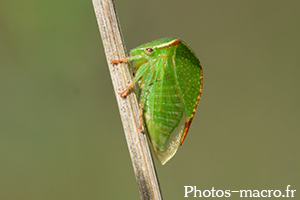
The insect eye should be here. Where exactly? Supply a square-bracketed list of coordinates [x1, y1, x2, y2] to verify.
[144, 47, 154, 55]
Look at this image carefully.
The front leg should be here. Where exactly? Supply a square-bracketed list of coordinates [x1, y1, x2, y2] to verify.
[111, 57, 147, 130]
[118, 82, 134, 98]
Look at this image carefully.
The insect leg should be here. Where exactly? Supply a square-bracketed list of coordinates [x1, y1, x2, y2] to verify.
[119, 63, 150, 98]
[110, 58, 128, 64]
[137, 66, 155, 129]
[110, 55, 142, 65]
[138, 104, 144, 130]
[119, 83, 134, 98]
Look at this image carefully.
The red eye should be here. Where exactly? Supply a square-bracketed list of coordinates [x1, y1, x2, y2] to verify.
[145, 47, 154, 54]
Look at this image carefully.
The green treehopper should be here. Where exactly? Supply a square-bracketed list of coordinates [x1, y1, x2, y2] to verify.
[111, 38, 203, 165]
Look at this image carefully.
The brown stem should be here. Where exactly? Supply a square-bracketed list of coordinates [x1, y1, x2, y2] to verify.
[92, 0, 163, 199]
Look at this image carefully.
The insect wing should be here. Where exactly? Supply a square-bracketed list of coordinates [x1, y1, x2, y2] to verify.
[143, 58, 187, 165]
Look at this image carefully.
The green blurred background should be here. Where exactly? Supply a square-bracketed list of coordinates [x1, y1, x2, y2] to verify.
[1, 0, 299, 199]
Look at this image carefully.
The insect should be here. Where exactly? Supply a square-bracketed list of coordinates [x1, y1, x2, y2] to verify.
[111, 38, 203, 165]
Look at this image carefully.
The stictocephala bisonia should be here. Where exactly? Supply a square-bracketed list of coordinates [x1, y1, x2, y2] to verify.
[111, 38, 203, 165]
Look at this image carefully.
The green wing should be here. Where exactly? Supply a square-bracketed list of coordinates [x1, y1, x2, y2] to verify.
[143, 58, 187, 165]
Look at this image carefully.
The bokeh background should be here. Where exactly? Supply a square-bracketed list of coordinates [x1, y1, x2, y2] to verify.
[1, 0, 299, 199]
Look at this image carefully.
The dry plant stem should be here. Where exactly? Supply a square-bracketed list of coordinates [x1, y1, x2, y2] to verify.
[92, 0, 163, 199]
